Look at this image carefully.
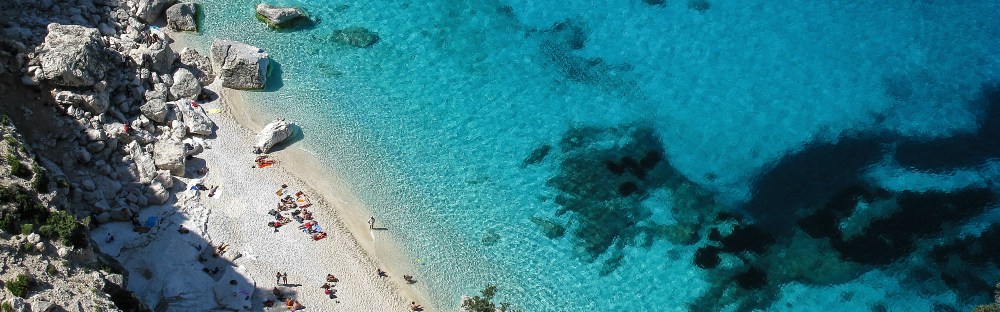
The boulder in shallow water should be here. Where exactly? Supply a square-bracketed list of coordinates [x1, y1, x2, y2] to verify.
[166, 2, 198, 32]
[36, 24, 110, 87]
[255, 3, 307, 28]
[330, 27, 380, 48]
[211, 39, 269, 90]
[254, 118, 294, 153]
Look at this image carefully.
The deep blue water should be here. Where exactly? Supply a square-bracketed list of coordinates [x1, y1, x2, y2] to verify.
[181, 0, 1000, 310]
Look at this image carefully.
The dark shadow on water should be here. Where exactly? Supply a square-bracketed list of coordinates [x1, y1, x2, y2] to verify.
[271, 16, 320, 33]
[264, 58, 284, 92]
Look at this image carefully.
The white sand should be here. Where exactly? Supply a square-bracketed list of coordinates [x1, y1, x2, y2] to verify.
[90, 33, 434, 311]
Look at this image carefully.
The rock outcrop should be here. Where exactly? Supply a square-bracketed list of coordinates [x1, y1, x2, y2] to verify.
[255, 4, 307, 28]
[211, 39, 269, 90]
[330, 27, 380, 48]
[254, 118, 294, 153]
[35, 24, 110, 87]
[165, 2, 198, 32]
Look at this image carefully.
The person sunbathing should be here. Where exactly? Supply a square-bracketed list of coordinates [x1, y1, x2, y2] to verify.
[403, 275, 416, 284]
[409, 302, 423, 311]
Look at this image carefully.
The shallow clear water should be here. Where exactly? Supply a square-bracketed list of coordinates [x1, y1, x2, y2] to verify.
[184, 0, 1000, 310]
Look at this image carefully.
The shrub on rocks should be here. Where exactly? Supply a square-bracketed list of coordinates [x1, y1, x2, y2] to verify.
[5, 274, 32, 298]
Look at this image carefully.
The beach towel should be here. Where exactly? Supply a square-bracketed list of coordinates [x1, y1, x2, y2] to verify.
[206, 108, 223, 114]
[144, 216, 158, 227]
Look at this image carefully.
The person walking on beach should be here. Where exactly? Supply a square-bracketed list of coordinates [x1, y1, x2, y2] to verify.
[282, 272, 288, 285]
[276, 272, 282, 285]
[368, 216, 376, 229]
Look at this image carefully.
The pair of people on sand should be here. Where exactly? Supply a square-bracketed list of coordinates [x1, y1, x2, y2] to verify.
[275, 272, 288, 285]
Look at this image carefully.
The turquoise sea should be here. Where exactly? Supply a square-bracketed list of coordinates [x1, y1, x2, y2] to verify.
[183, 0, 1000, 310]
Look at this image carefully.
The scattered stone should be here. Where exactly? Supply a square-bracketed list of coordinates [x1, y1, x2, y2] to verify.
[255, 3, 307, 28]
[165, 2, 198, 32]
[26, 233, 41, 244]
[36, 24, 111, 87]
[330, 27, 380, 48]
[211, 39, 269, 89]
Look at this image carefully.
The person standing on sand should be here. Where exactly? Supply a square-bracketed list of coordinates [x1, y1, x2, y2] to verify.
[282, 272, 288, 285]
[276, 272, 282, 285]
[368, 216, 376, 229]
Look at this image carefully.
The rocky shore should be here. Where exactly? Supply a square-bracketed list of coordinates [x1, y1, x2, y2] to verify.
[0, 0, 416, 311]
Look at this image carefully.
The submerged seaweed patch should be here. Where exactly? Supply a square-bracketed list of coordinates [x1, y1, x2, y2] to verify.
[537, 19, 634, 91]
[543, 125, 714, 272]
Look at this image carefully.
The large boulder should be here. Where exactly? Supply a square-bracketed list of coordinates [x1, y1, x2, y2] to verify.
[330, 27, 380, 48]
[165, 2, 198, 32]
[178, 47, 215, 85]
[135, 0, 176, 23]
[140, 98, 168, 123]
[255, 4, 306, 28]
[170, 68, 201, 100]
[36, 24, 110, 87]
[211, 40, 269, 90]
[174, 100, 214, 136]
[153, 139, 185, 176]
[254, 118, 294, 153]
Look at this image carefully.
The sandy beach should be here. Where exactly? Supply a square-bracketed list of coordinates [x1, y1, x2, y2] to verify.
[89, 32, 434, 311]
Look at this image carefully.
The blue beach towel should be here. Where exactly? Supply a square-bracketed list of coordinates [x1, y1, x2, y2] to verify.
[144, 216, 158, 227]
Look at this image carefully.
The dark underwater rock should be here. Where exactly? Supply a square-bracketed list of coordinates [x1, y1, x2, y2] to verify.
[331, 27, 380, 48]
[521, 144, 551, 167]
[529, 216, 566, 239]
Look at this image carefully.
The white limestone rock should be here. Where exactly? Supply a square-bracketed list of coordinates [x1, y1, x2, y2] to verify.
[211, 39, 269, 90]
[173, 100, 214, 136]
[126, 141, 157, 183]
[254, 118, 294, 153]
[170, 67, 201, 100]
[153, 139, 185, 176]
